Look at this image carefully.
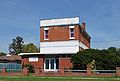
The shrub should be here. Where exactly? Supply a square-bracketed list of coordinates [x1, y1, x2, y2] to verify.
[23, 64, 35, 73]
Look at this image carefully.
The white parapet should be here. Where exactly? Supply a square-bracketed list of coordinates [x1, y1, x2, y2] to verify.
[40, 17, 79, 27]
[40, 40, 88, 54]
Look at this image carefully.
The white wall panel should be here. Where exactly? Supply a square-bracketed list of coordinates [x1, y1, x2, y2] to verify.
[79, 41, 89, 49]
[29, 57, 38, 62]
[40, 17, 79, 27]
[40, 40, 88, 54]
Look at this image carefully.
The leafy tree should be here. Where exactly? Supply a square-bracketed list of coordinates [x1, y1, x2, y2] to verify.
[71, 47, 120, 70]
[0, 52, 6, 56]
[108, 47, 117, 53]
[22, 43, 39, 53]
[71, 49, 99, 70]
[95, 49, 118, 70]
[9, 36, 24, 54]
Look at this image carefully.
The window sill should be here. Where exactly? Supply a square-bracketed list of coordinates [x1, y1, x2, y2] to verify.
[69, 37, 75, 39]
[44, 39, 49, 40]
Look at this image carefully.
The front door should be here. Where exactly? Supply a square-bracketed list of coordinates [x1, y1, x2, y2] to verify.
[44, 58, 57, 71]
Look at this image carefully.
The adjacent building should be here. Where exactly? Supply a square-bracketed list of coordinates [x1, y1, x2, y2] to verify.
[19, 17, 91, 72]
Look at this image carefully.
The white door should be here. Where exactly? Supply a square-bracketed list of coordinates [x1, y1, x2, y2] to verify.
[44, 58, 57, 71]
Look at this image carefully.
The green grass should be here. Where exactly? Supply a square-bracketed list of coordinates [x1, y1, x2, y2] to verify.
[0, 76, 120, 81]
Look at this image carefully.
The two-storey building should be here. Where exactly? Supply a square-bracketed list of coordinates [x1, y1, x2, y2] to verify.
[19, 17, 91, 72]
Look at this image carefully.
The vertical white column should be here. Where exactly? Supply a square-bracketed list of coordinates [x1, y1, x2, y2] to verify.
[49, 59, 50, 71]
[54, 59, 56, 70]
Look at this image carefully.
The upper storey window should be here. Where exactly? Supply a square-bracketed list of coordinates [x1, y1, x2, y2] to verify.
[69, 26, 75, 39]
[44, 28, 49, 40]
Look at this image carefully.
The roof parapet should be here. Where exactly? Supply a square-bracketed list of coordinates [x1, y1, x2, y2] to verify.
[40, 17, 79, 27]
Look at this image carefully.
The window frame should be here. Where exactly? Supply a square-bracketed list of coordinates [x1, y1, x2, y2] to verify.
[69, 26, 75, 39]
[44, 28, 49, 40]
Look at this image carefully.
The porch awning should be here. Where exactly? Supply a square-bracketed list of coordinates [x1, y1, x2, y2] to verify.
[18, 52, 75, 56]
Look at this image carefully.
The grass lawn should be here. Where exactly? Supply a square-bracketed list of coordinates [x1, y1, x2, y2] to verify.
[0, 76, 120, 81]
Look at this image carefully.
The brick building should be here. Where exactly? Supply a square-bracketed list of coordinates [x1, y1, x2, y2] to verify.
[19, 17, 91, 72]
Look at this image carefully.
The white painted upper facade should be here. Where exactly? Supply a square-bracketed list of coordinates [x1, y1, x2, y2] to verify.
[40, 17, 79, 27]
[40, 40, 88, 54]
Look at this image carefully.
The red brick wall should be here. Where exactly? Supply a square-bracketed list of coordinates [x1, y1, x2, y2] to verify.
[59, 57, 73, 69]
[22, 55, 73, 70]
[22, 55, 44, 69]
[40, 24, 90, 48]
[40, 26, 69, 41]
[22, 57, 29, 65]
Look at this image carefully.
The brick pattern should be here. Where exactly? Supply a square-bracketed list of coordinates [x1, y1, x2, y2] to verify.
[34, 66, 119, 77]
[0, 67, 120, 76]
[22, 55, 44, 69]
[22, 55, 72, 70]
[2, 67, 6, 74]
[22, 67, 29, 76]
[40, 24, 90, 48]
[116, 67, 120, 76]
[59, 57, 73, 69]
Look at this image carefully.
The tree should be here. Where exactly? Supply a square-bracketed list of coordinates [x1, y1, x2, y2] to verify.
[0, 52, 6, 56]
[71, 47, 120, 70]
[9, 36, 24, 54]
[108, 47, 117, 53]
[71, 49, 99, 70]
[22, 43, 39, 53]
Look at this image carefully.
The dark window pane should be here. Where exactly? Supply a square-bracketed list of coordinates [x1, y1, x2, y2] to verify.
[71, 33, 74, 37]
[56, 59, 59, 69]
[45, 30, 48, 34]
[51, 59, 54, 69]
[70, 28, 74, 32]
[45, 35, 48, 39]
[45, 59, 49, 69]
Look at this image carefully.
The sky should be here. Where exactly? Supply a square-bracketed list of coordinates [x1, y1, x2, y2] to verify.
[0, 0, 120, 53]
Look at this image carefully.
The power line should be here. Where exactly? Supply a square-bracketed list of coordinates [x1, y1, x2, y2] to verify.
[92, 39, 120, 43]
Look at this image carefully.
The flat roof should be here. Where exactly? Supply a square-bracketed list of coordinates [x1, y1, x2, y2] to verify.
[40, 17, 79, 27]
[18, 53, 75, 56]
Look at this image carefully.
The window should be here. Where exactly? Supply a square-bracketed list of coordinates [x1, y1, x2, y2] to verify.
[29, 57, 38, 62]
[44, 58, 58, 71]
[44, 28, 49, 40]
[70, 28, 74, 37]
[69, 26, 75, 39]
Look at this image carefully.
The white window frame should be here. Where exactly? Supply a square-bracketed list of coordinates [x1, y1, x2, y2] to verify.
[29, 57, 38, 62]
[69, 26, 75, 39]
[44, 28, 49, 40]
[44, 58, 57, 71]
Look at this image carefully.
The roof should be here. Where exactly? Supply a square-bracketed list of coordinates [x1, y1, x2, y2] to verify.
[40, 17, 79, 27]
[18, 52, 75, 56]
[0, 55, 21, 61]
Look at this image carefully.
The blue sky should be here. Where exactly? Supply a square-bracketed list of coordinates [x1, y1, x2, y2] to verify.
[0, 0, 120, 53]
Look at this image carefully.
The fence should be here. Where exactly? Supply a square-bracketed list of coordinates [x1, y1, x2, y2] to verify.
[34, 66, 120, 76]
[65, 69, 116, 73]
[64, 69, 87, 73]
[91, 70, 116, 73]
[0, 64, 120, 76]
[63, 68, 117, 76]
[0, 63, 22, 72]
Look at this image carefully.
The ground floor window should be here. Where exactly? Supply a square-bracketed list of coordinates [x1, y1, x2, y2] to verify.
[44, 58, 59, 71]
